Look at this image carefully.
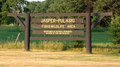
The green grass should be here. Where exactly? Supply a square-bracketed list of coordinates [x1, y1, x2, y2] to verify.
[0, 31, 113, 43]
[91, 32, 113, 43]
[0, 25, 24, 32]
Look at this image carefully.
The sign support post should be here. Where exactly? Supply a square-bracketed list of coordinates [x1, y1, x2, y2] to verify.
[86, 13, 92, 53]
[25, 13, 30, 51]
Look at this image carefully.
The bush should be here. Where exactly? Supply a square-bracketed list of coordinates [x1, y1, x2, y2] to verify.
[109, 13, 120, 44]
[0, 11, 13, 25]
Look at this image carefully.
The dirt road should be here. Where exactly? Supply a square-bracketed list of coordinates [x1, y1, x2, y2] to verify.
[0, 49, 120, 67]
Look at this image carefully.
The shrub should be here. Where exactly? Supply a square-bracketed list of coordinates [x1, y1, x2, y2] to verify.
[109, 13, 120, 44]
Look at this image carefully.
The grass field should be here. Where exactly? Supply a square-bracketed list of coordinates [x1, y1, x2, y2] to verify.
[0, 49, 120, 67]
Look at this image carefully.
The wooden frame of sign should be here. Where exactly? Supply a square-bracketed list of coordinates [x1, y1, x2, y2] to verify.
[7, 13, 112, 53]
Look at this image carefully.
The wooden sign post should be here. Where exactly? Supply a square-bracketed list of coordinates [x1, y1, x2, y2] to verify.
[25, 14, 30, 51]
[8, 13, 112, 53]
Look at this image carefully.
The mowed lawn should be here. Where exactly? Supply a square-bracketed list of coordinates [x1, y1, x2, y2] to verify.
[0, 49, 120, 67]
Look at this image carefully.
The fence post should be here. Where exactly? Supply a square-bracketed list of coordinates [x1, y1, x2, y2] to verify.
[25, 13, 30, 51]
[86, 13, 92, 53]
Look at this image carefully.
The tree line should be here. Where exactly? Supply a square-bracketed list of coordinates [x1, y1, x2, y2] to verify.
[0, 0, 120, 26]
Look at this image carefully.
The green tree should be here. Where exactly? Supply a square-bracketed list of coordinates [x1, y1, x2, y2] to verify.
[0, 0, 28, 25]
[94, 0, 120, 14]
[65, 0, 87, 13]
[47, 0, 64, 13]
[24, 1, 40, 13]
[92, 0, 120, 27]
[109, 13, 120, 45]
[0, 2, 2, 12]
[0, 0, 7, 25]
[34, 0, 54, 13]
[47, 0, 88, 13]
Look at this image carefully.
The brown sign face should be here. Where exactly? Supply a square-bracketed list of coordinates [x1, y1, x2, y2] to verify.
[32, 24, 84, 29]
[32, 18, 83, 23]
[32, 30, 84, 35]
[41, 19, 75, 23]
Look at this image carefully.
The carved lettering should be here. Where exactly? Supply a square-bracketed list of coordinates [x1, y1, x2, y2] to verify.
[43, 30, 72, 34]
[41, 25, 65, 28]
[41, 19, 75, 23]
[67, 25, 75, 28]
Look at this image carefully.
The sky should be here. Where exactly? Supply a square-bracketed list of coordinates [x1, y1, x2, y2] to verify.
[27, 0, 45, 2]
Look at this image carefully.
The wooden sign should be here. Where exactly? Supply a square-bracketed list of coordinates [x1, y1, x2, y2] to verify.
[32, 18, 83, 23]
[7, 13, 113, 53]
[32, 24, 84, 29]
[32, 30, 84, 35]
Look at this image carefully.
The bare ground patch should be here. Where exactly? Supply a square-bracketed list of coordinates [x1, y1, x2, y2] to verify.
[0, 49, 120, 67]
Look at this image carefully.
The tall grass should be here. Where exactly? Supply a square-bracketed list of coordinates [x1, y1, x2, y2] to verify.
[0, 41, 70, 51]
[30, 41, 68, 51]
[0, 41, 120, 53]
[0, 41, 24, 49]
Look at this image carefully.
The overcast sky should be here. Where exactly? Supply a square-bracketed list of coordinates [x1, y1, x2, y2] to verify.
[27, 0, 45, 2]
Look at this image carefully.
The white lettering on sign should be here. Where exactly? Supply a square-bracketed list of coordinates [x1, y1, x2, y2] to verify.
[41, 19, 75, 23]
[44, 30, 72, 34]
[41, 25, 65, 28]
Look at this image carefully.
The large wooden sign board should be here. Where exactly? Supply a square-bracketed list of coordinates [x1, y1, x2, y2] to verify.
[7, 13, 112, 53]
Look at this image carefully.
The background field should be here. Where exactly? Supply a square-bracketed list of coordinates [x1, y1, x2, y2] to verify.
[0, 25, 112, 43]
